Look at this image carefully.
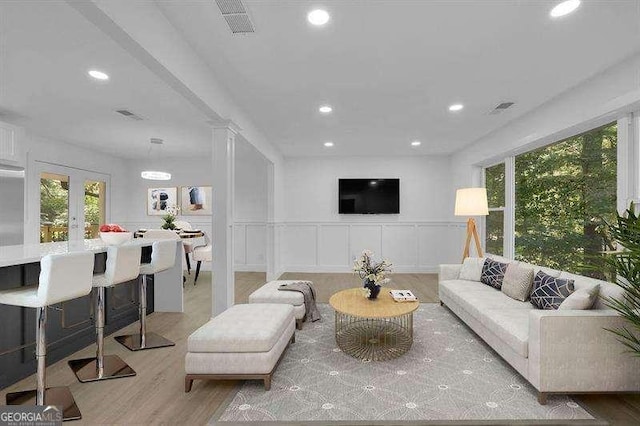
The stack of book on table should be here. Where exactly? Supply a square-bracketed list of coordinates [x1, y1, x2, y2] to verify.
[389, 290, 417, 302]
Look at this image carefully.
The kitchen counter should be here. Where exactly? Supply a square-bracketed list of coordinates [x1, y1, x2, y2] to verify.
[0, 238, 184, 389]
[0, 238, 154, 268]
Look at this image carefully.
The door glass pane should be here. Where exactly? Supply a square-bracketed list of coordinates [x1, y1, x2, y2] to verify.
[40, 173, 69, 242]
[84, 180, 106, 239]
[515, 122, 617, 278]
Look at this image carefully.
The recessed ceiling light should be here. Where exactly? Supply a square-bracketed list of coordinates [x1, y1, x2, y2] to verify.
[324, 141, 334, 147]
[411, 141, 421, 147]
[449, 103, 464, 112]
[88, 69, 109, 81]
[319, 105, 333, 114]
[550, 0, 581, 18]
[307, 9, 330, 26]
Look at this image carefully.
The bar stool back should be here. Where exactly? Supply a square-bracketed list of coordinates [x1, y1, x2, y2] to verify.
[68, 244, 142, 382]
[115, 239, 177, 351]
[0, 252, 95, 421]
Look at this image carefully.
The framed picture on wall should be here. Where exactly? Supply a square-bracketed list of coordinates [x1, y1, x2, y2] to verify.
[147, 187, 178, 216]
[180, 186, 213, 215]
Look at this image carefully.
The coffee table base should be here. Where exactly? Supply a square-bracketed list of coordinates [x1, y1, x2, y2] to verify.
[335, 312, 413, 361]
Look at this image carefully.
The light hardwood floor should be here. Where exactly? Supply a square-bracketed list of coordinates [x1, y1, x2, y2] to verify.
[1, 272, 639, 425]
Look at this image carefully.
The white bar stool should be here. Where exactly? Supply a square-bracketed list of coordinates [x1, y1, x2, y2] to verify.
[0, 252, 95, 421]
[115, 239, 177, 351]
[68, 244, 141, 382]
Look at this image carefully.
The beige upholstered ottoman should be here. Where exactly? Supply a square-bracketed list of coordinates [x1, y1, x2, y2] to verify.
[184, 303, 295, 391]
[248, 280, 308, 329]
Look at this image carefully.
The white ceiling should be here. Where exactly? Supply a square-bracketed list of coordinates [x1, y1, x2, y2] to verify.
[0, 0, 212, 159]
[1, 1, 639, 160]
[157, 0, 640, 157]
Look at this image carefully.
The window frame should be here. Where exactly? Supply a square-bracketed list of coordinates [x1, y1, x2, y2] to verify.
[481, 115, 631, 263]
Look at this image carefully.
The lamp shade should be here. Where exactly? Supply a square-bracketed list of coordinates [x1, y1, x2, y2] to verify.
[454, 187, 489, 216]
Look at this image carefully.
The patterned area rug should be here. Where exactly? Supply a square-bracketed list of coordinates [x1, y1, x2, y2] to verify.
[214, 304, 594, 423]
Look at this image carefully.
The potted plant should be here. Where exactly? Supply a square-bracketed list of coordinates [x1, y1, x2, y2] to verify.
[353, 250, 392, 300]
[601, 203, 640, 355]
[161, 213, 177, 230]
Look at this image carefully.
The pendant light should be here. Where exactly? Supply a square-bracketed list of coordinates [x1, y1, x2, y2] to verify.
[141, 138, 171, 181]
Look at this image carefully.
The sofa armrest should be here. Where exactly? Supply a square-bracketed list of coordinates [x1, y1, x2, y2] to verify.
[439, 264, 461, 282]
[528, 309, 640, 393]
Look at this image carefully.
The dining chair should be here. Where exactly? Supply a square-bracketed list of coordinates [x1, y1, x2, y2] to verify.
[192, 232, 212, 285]
[174, 220, 194, 274]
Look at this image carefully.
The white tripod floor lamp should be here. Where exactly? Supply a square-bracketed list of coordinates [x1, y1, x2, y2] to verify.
[455, 187, 489, 261]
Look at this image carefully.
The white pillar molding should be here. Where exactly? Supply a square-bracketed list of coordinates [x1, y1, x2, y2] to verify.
[504, 156, 516, 260]
[212, 121, 238, 316]
[265, 162, 277, 281]
[617, 114, 639, 213]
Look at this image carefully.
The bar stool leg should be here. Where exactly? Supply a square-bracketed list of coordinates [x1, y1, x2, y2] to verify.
[36, 306, 46, 405]
[68, 288, 136, 382]
[7, 307, 83, 421]
[115, 275, 175, 351]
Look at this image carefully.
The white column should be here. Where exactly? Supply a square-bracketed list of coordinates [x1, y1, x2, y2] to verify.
[617, 114, 638, 213]
[265, 162, 276, 281]
[504, 156, 516, 260]
[212, 121, 238, 316]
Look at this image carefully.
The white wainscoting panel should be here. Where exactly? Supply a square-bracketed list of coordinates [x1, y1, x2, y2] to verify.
[318, 225, 350, 267]
[278, 222, 466, 273]
[234, 222, 267, 272]
[234, 225, 246, 265]
[382, 225, 418, 267]
[281, 225, 317, 266]
[350, 225, 382, 261]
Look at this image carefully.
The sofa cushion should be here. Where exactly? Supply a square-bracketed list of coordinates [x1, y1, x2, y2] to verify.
[479, 309, 530, 357]
[501, 263, 535, 302]
[481, 258, 509, 289]
[559, 285, 600, 310]
[459, 257, 485, 281]
[187, 303, 294, 353]
[248, 280, 306, 306]
[440, 280, 531, 321]
[530, 271, 574, 310]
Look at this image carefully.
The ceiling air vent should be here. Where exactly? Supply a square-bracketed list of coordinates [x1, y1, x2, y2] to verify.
[115, 109, 144, 121]
[216, 0, 255, 34]
[489, 102, 515, 115]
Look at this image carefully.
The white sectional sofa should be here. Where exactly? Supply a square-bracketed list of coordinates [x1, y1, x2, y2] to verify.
[439, 257, 640, 403]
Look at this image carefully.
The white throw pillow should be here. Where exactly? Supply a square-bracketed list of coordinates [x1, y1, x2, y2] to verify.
[501, 263, 534, 302]
[558, 284, 600, 310]
[459, 257, 485, 282]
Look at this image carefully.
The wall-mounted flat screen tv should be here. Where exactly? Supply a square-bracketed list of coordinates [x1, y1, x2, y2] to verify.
[339, 178, 400, 214]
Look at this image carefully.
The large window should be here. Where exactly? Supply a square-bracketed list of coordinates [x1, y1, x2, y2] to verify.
[485, 163, 505, 256]
[514, 122, 617, 277]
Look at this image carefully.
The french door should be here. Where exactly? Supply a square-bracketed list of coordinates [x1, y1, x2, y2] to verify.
[37, 162, 109, 242]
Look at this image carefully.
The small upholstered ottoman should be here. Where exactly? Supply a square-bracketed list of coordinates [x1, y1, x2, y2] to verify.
[184, 303, 295, 391]
[248, 280, 308, 329]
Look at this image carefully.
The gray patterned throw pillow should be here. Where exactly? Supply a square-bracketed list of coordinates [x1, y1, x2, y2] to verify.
[530, 271, 575, 310]
[480, 258, 509, 290]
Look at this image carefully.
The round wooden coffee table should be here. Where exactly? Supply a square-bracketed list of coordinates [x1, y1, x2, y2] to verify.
[329, 287, 419, 361]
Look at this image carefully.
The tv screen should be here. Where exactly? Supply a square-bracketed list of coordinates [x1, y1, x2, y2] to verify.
[339, 179, 400, 214]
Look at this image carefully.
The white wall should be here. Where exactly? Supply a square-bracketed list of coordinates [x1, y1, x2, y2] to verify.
[451, 53, 640, 193]
[234, 140, 269, 272]
[120, 148, 269, 272]
[278, 156, 465, 272]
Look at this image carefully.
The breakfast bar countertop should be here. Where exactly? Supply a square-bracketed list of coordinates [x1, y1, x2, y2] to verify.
[0, 238, 158, 268]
